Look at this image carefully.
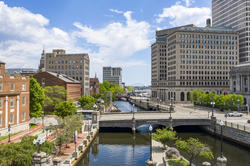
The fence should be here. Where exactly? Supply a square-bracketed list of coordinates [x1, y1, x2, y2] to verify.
[216, 119, 250, 133]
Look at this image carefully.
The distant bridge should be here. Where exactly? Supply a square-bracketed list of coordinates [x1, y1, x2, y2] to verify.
[99, 112, 211, 130]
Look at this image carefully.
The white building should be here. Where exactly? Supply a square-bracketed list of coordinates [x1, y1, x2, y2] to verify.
[103, 67, 122, 86]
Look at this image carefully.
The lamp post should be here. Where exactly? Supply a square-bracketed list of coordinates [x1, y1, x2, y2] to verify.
[8, 122, 11, 143]
[132, 104, 135, 120]
[211, 101, 215, 118]
[149, 125, 153, 161]
[169, 98, 174, 131]
[237, 98, 240, 112]
[219, 120, 224, 158]
[42, 108, 45, 133]
[33, 137, 45, 153]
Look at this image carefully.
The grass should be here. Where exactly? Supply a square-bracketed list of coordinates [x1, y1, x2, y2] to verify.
[168, 159, 189, 166]
[0, 132, 21, 141]
[30, 123, 38, 129]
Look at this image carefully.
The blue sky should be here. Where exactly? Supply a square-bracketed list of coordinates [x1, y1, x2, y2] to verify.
[0, 0, 211, 85]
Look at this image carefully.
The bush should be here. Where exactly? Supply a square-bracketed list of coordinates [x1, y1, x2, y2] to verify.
[168, 159, 189, 166]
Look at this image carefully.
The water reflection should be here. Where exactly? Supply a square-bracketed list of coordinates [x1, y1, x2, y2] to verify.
[113, 100, 143, 112]
[78, 133, 150, 166]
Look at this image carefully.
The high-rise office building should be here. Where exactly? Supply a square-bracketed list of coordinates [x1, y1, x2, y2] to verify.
[151, 24, 239, 102]
[103, 67, 122, 86]
[40, 49, 90, 96]
[212, 0, 250, 63]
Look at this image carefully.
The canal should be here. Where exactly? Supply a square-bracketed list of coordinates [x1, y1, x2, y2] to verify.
[77, 101, 250, 166]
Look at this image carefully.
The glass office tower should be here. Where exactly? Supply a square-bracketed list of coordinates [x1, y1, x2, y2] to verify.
[213, 0, 250, 63]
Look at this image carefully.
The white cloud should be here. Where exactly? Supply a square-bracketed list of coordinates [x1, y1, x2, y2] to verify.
[0, 1, 86, 69]
[156, 4, 211, 27]
[109, 9, 124, 14]
[0, 2, 151, 84]
[73, 11, 151, 78]
[183, 0, 195, 7]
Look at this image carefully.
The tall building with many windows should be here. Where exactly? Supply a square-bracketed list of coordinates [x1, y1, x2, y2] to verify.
[151, 24, 239, 102]
[0, 61, 30, 137]
[212, 0, 250, 63]
[103, 67, 122, 86]
[41, 49, 90, 96]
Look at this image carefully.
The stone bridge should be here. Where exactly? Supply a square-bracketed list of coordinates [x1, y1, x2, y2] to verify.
[99, 112, 211, 130]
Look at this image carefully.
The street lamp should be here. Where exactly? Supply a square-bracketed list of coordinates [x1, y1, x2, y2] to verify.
[42, 109, 45, 133]
[237, 98, 240, 112]
[132, 104, 135, 120]
[149, 125, 153, 161]
[8, 122, 11, 143]
[33, 136, 45, 153]
[219, 120, 224, 158]
[211, 101, 215, 118]
[169, 98, 174, 131]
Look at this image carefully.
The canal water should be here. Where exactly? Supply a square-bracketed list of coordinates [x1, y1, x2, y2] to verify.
[77, 101, 250, 166]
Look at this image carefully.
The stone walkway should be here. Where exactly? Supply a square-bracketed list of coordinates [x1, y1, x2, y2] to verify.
[152, 140, 165, 166]
[0, 123, 43, 144]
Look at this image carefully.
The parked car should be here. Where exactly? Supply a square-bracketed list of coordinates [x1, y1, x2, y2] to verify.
[247, 120, 250, 123]
[226, 111, 243, 117]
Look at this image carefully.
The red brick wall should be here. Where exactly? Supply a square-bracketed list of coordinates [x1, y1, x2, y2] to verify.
[66, 84, 82, 101]
[0, 75, 30, 129]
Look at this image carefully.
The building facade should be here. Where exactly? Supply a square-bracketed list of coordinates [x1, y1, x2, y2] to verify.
[103, 67, 122, 86]
[212, 0, 250, 63]
[230, 63, 250, 105]
[34, 71, 82, 102]
[151, 24, 239, 102]
[90, 76, 100, 95]
[0, 61, 30, 137]
[41, 49, 90, 96]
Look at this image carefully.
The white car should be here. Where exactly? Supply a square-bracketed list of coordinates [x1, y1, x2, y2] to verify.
[226, 111, 243, 117]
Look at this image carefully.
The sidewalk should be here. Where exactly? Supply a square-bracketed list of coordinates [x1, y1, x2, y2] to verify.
[0, 123, 43, 144]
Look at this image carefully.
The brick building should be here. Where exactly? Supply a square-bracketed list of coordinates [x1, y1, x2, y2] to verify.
[0, 61, 30, 137]
[34, 71, 82, 101]
[90, 76, 100, 95]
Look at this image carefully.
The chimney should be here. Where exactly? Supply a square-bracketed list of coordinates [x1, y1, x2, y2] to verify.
[206, 18, 211, 27]
[0, 61, 6, 75]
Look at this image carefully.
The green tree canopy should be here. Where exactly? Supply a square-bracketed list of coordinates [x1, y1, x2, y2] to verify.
[55, 115, 82, 150]
[175, 137, 214, 166]
[153, 128, 177, 149]
[30, 76, 45, 118]
[44, 86, 67, 112]
[55, 101, 77, 118]
[0, 136, 53, 166]
[78, 96, 96, 110]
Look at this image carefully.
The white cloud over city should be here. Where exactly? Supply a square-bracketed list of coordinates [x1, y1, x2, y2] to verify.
[0, 2, 151, 81]
[156, 2, 211, 27]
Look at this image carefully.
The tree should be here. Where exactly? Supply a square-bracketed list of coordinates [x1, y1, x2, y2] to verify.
[55, 101, 77, 118]
[189, 90, 204, 104]
[44, 86, 67, 112]
[30, 76, 45, 118]
[126, 86, 133, 92]
[78, 96, 96, 110]
[175, 138, 214, 166]
[55, 115, 82, 149]
[153, 128, 177, 149]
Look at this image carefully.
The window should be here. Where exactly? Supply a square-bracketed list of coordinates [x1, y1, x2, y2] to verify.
[0, 99, 2, 108]
[21, 112, 26, 121]
[42, 78, 45, 88]
[0, 83, 2, 91]
[0, 116, 2, 126]
[22, 83, 26, 91]
[10, 83, 15, 91]
[10, 114, 14, 124]
[22, 96, 26, 105]
[10, 98, 14, 107]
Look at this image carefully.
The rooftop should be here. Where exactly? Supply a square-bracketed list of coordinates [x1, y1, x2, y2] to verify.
[47, 71, 81, 84]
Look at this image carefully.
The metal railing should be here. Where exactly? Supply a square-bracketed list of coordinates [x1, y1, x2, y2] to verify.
[216, 119, 250, 133]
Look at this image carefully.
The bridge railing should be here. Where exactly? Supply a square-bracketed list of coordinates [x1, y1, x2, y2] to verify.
[216, 119, 250, 133]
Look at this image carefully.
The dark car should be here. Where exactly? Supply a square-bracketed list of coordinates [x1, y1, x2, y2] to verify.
[247, 120, 250, 123]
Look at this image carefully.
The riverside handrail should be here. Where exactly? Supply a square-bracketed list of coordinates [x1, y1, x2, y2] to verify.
[216, 119, 250, 133]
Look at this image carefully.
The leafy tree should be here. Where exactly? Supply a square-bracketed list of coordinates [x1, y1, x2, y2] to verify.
[55, 101, 77, 118]
[44, 86, 67, 112]
[153, 128, 177, 149]
[55, 115, 82, 149]
[126, 86, 133, 92]
[0, 136, 53, 166]
[30, 76, 45, 118]
[189, 90, 204, 104]
[78, 96, 96, 110]
[175, 138, 214, 166]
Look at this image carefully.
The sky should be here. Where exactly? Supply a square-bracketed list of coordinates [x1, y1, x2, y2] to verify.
[0, 0, 211, 86]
